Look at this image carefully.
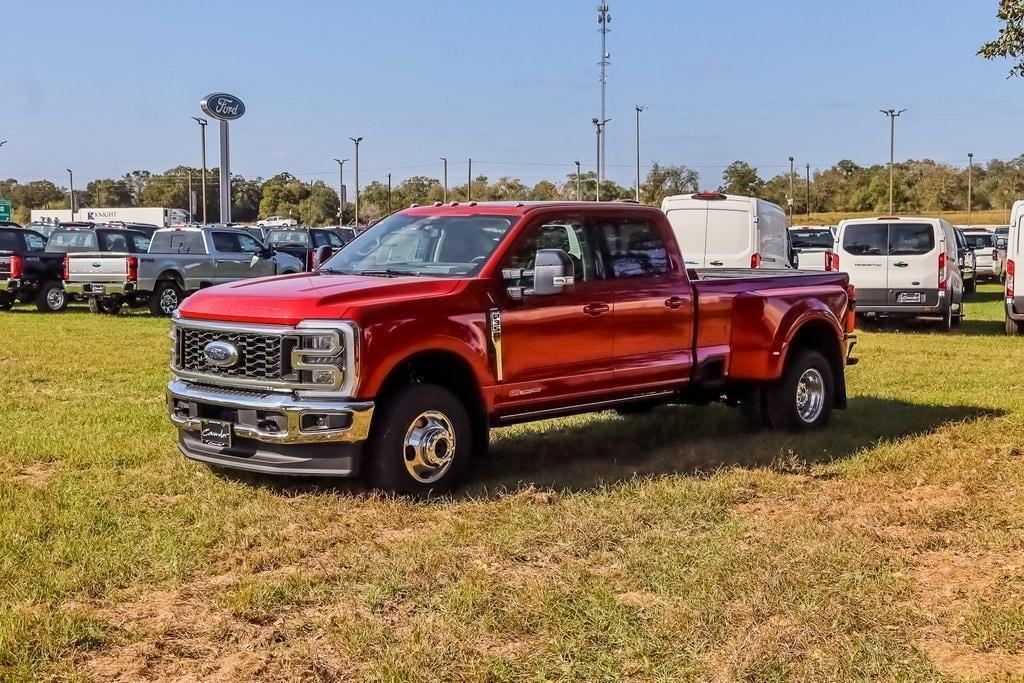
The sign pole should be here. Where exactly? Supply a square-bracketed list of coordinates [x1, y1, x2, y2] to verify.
[219, 119, 230, 224]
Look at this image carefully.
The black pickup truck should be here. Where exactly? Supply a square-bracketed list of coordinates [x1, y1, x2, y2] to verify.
[264, 227, 351, 271]
[0, 226, 68, 312]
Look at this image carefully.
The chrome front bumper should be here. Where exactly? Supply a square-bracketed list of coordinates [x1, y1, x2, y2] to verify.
[167, 378, 374, 445]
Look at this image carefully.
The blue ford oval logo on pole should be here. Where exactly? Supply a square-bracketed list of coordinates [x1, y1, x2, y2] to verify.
[200, 93, 246, 121]
[203, 340, 239, 368]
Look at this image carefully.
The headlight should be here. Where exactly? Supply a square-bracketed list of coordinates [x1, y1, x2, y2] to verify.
[293, 320, 359, 396]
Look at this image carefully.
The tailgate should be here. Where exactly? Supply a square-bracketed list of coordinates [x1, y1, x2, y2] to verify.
[67, 253, 129, 282]
[795, 250, 828, 271]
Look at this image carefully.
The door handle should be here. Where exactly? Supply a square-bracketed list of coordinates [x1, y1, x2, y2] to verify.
[709, 260, 724, 266]
[893, 262, 909, 267]
[583, 302, 610, 316]
[215, 259, 233, 264]
[664, 296, 685, 309]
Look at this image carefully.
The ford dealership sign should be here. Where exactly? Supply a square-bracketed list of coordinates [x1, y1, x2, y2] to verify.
[200, 93, 246, 121]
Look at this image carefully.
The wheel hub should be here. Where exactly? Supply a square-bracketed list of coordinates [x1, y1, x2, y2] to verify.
[161, 289, 178, 313]
[403, 411, 456, 483]
[795, 368, 824, 423]
[47, 288, 64, 309]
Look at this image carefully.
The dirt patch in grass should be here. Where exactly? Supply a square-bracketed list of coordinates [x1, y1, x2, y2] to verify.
[11, 461, 59, 486]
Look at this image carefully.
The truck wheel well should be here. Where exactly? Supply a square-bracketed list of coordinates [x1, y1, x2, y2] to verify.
[157, 270, 184, 287]
[786, 321, 847, 409]
[377, 350, 487, 440]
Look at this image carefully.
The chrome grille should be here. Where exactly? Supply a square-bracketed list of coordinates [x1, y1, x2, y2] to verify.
[179, 328, 287, 380]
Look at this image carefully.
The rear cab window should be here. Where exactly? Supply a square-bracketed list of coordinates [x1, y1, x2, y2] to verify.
[46, 230, 98, 252]
[842, 222, 936, 256]
[790, 230, 834, 250]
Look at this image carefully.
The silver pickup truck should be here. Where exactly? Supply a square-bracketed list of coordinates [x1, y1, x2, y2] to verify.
[67, 226, 303, 315]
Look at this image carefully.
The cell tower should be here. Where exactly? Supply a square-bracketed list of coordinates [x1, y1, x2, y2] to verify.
[597, 3, 611, 187]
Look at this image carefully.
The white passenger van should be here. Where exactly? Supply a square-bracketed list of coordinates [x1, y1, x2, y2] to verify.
[1005, 201, 1024, 335]
[835, 216, 964, 330]
[660, 193, 793, 269]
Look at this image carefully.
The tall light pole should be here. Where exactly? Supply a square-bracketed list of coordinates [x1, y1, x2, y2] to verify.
[467, 158, 473, 201]
[333, 158, 347, 224]
[880, 108, 906, 215]
[191, 117, 208, 223]
[634, 105, 645, 202]
[788, 156, 795, 225]
[187, 169, 193, 220]
[574, 160, 582, 200]
[387, 172, 392, 214]
[967, 152, 974, 227]
[440, 157, 448, 202]
[593, 118, 602, 201]
[349, 137, 363, 225]
[805, 163, 811, 219]
[66, 168, 75, 221]
[597, 3, 611, 182]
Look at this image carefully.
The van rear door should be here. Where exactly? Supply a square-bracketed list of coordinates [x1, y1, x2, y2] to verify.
[704, 200, 754, 268]
[664, 204, 708, 268]
[886, 222, 939, 305]
[838, 222, 888, 307]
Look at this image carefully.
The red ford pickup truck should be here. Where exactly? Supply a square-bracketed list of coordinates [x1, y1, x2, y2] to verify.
[168, 201, 857, 494]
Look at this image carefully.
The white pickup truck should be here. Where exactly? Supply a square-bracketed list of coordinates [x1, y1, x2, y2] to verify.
[67, 226, 303, 315]
[63, 227, 154, 313]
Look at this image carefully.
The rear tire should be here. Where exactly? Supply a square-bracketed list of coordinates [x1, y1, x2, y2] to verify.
[366, 383, 472, 496]
[737, 384, 769, 430]
[149, 281, 182, 316]
[1008, 314, 1023, 336]
[765, 349, 834, 432]
[89, 297, 123, 315]
[0, 295, 12, 311]
[35, 281, 67, 312]
[964, 278, 976, 295]
[938, 304, 953, 332]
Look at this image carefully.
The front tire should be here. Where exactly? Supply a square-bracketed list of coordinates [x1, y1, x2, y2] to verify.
[149, 281, 182, 316]
[35, 281, 67, 312]
[366, 384, 472, 496]
[765, 349, 834, 432]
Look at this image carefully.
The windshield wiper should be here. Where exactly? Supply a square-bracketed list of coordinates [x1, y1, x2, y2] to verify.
[356, 268, 417, 277]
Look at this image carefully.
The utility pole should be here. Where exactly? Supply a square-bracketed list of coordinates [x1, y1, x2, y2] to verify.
[967, 152, 974, 227]
[880, 108, 906, 214]
[574, 160, 582, 200]
[467, 158, 472, 201]
[805, 163, 811, 219]
[788, 156, 795, 225]
[66, 168, 75, 221]
[333, 158, 347, 224]
[387, 172, 392, 214]
[593, 118, 602, 201]
[597, 2, 611, 184]
[188, 169, 193, 221]
[191, 117, 208, 223]
[349, 137, 363, 225]
[440, 157, 448, 202]
[634, 105, 644, 202]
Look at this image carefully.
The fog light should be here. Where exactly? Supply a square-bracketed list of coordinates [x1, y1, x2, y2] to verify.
[311, 368, 335, 384]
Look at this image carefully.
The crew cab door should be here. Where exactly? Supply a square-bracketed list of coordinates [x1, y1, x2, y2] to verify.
[495, 216, 618, 412]
[594, 215, 695, 389]
[211, 231, 273, 281]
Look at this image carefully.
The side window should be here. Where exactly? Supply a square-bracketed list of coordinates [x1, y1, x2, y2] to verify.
[236, 234, 263, 254]
[211, 232, 240, 253]
[505, 219, 596, 283]
[597, 219, 670, 278]
[99, 232, 129, 252]
[311, 231, 331, 248]
[23, 232, 47, 252]
[327, 232, 344, 247]
[131, 233, 151, 253]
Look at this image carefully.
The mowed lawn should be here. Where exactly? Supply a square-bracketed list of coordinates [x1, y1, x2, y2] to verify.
[1, 285, 1022, 681]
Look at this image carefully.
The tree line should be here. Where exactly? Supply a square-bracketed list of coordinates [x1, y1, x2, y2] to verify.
[2, 155, 1022, 225]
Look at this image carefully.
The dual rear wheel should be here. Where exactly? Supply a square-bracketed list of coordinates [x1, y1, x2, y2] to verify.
[741, 349, 834, 432]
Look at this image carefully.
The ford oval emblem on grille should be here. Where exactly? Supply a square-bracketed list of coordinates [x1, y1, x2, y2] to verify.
[203, 340, 239, 368]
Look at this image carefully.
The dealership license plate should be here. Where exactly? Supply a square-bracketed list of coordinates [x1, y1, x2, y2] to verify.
[200, 419, 232, 448]
[897, 292, 923, 304]
[88, 284, 105, 294]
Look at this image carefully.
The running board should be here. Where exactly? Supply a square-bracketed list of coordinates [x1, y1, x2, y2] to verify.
[493, 390, 677, 426]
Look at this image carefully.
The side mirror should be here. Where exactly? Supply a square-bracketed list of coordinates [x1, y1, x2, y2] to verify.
[503, 248, 575, 300]
[996, 237, 1008, 249]
[249, 253, 261, 268]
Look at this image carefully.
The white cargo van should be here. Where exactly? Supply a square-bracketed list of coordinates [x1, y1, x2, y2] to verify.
[1005, 201, 1024, 335]
[660, 193, 793, 269]
[835, 216, 964, 330]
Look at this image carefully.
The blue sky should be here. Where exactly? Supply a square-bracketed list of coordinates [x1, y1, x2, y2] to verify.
[2, 0, 1017, 190]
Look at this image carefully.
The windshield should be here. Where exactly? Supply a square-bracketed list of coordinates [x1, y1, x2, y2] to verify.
[964, 233, 993, 249]
[268, 230, 309, 247]
[320, 213, 515, 277]
[790, 230, 834, 250]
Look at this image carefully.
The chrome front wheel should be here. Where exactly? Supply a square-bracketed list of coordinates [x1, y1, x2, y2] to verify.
[403, 410, 457, 484]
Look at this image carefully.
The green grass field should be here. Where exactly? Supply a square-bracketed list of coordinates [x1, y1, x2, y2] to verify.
[1, 285, 1023, 681]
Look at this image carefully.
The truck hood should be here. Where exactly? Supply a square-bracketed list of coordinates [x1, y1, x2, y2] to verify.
[178, 272, 463, 325]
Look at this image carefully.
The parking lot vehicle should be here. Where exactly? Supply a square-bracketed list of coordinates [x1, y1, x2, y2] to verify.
[63, 228, 153, 313]
[256, 215, 298, 228]
[1006, 203, 1024, 335]
[962, 229, 999, 279]
[789, 227, 836, 271]
[0, 226, 67, 311]
[661, 193, 794, 269]
[836, 217, 964, 330]
[953, 228, 978, 294]
[265, 227, 349, 270]
[167, 201, 856, 494]
[139, 226, 304, 316]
